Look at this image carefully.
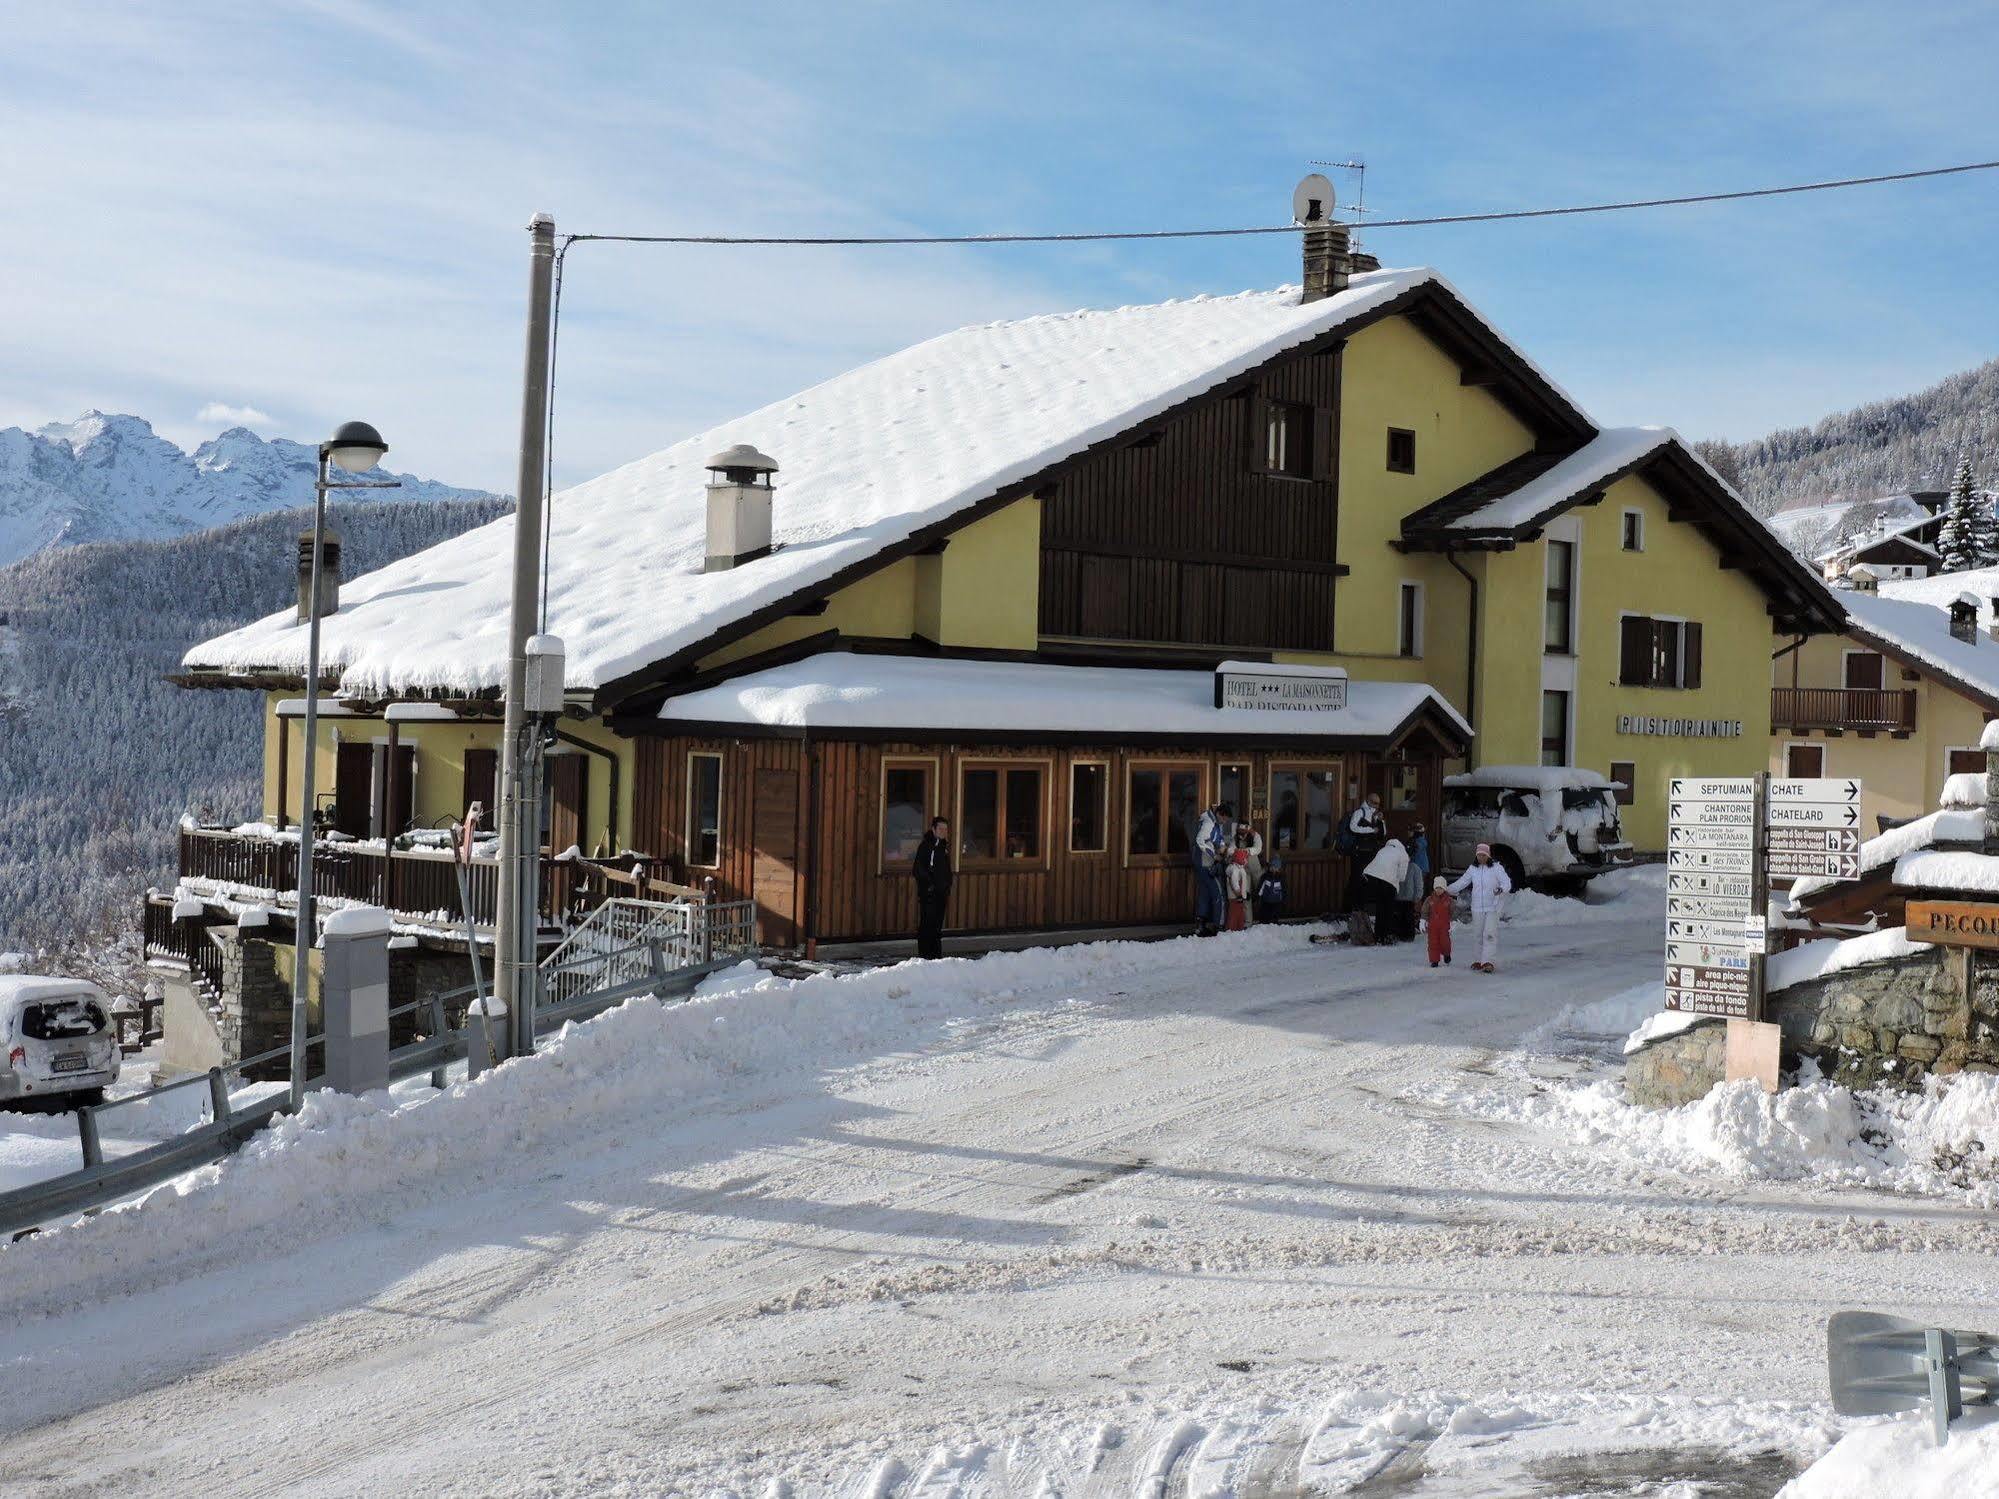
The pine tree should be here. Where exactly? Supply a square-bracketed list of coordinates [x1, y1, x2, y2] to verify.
[1938, 453, 1981, 572]
[1970, 467, 1999, 569]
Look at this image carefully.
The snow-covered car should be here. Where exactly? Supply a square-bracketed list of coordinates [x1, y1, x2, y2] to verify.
[1441, 766, 1634, 890]
[0, 976, 122, 1108]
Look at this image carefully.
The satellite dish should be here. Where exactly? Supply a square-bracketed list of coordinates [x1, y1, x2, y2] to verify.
[1292, 173, 1337, 225]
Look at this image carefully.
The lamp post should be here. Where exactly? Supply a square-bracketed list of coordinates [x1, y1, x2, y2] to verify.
[289, 420, 395, 1109]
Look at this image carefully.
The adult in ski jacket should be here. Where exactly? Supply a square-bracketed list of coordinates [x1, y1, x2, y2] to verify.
[1361, 837, 1409, 944]
[1448, 843, 1513, 971]
[912, 817, 954, 960]
[1343, 793, 1387, 912]
[1191, 801, 1235, 935]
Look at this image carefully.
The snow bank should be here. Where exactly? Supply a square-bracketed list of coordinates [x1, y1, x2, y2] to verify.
[0, 921, 1332, 1320]
[1468, 1070, 1999, 1206]
[1782, 1408, 1999, 1498]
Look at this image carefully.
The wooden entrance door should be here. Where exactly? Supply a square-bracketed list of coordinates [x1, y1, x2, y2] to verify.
[334, 742, 374, 837]
[751, 768, 800, 949]
[548, 754, 588, 854]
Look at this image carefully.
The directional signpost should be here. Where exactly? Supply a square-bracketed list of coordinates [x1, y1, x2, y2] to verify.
[1662, 774, 1864, 1089]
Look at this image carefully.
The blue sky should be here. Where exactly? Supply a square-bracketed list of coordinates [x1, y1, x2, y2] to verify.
[4, 1, 1997, 492]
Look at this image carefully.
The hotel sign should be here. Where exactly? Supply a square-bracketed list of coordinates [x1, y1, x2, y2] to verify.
[1906, 900, 1999, 952]
[1214, 664, 1348, 713]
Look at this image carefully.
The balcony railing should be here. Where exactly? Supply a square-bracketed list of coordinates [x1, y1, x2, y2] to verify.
[1772, 687, 1917, 733]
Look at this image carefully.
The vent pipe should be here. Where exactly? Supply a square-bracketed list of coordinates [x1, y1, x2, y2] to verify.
[297, 525, 341, 621]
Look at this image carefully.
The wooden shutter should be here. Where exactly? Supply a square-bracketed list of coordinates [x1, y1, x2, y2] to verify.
[1619, 615, 1652, 686]
[1310, 405, 1335, 482]
[1683, 622, 1703, 690]
[1244, 390, 1270, 475]
[462, 748, 498, 820]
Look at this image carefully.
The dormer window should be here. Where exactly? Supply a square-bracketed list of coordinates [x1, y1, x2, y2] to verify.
[1265, 401, 1312, 477]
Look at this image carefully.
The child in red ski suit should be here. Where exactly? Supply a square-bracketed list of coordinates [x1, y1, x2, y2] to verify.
[1424, 877, 1454, 967]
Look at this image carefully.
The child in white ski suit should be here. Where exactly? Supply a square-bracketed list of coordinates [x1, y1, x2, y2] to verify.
[1448, 842, 1512, 971]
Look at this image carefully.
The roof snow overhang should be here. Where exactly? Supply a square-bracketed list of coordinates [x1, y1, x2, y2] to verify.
[1398, 431, 1845, 637]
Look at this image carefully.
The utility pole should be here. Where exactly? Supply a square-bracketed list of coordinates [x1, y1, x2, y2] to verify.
[493, 213, 558, 1058]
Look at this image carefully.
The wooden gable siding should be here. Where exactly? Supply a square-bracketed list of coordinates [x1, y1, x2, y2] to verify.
[635, 733, 1445, 946]
[1038, 345, 1341, 652]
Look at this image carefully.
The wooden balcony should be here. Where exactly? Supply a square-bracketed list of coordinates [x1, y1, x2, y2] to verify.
[1771, 687, 1917, 734]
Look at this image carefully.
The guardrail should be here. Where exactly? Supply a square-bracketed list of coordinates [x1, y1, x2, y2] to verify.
[1, 923, 756, 1241]
[1830, 1309, 1998, 1445]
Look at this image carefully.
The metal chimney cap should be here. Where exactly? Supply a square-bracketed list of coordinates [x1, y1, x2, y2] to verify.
[706, 443, 778, 476]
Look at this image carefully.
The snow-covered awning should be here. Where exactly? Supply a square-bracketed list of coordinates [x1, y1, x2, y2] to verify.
[653, 652, 1471, 749]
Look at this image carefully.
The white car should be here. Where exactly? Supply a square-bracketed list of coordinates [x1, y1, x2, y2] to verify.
[0, 976, 122, 1108]
[1441, 766, 1635, 890]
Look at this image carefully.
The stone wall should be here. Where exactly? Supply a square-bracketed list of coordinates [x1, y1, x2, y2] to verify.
[1626, 943, 1999, 1107]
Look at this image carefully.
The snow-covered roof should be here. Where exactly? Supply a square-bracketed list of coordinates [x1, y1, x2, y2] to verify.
[655, 651, 1471, 743]
[1895, 848, 1999, 893]
[184, 268, 1463, 699]
[1428, 426, 1673, 533]
[1841, 591, 1999, 710]
[1816, 508, 1940, 563]
[1787, 807, 1984, 907]
[1443, 765, 1617, 792]
[1880, 562, 1999, 610]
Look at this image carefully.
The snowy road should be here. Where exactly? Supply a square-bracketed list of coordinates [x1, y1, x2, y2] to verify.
[2, 879, 1993, 1494]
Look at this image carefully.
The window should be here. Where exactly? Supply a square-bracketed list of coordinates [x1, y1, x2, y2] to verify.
[1608, 760, 1636, 807]
[1269, 764, 1338, 855]
[1543, 539, 1575, 655]
[1265, 401, 1312, 477]
[686, 752, 722, 868]
[1386, 427, 1416, 474]
[1069, 761, 1107, 854]
[1218, 762, 1249, 820]
[1540, 690, 1570, 767]
[1618, 615, 1703, 689]
[1397, 581, 1423, 658]
[1786, 743, 1825, 779]
[1621, 509, 1644, 551]
[1948, 748, 1984, 777]
[881, 758, 934, 866]
[1127, 763, 1204, 860]
[959, 762, 1044, 864]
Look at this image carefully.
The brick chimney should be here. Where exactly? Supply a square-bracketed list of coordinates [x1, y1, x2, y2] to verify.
[296, 525, 341, 622]
[1294, 175, 1352, 303]
[704, 444, 778, 573]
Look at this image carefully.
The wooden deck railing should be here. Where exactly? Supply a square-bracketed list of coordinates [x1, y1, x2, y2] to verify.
[173, 828, 683, 930]
[1771, 687, 1917, 733]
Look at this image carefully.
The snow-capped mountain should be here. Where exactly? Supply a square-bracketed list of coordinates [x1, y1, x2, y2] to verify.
[0, 412, 505, 566]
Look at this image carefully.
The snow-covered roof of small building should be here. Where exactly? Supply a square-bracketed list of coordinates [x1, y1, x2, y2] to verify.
[655, 651, 1471, 744]
[1841, 591, 1999, 711]
[184, 267, 1497, 700]
[1880, 562, 1999, 610]
[1787, 807, 1985, 907]
[1815, 508, 1941, 564]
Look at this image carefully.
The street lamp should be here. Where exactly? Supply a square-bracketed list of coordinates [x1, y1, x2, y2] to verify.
[289, 420, 399, 1108]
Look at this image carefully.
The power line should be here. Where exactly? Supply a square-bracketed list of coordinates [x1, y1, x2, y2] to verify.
[559, 158, 1999, 249]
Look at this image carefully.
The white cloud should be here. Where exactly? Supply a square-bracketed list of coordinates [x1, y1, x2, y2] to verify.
[196, 402, 274, 429]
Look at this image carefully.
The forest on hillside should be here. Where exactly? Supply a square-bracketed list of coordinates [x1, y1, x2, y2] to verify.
[0, 498, 510, 963]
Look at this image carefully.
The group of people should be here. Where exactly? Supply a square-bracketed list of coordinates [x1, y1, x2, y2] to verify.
[1347, 791, 1512, 971]
[1192, 801, 1286, 936]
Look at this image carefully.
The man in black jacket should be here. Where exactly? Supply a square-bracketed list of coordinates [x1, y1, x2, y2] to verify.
[912, 816, 953, 959]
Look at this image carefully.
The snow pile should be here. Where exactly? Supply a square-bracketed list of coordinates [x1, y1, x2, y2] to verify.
[0, 921, 1332, 1319]
[1897, 848, 1999, 893]
[1940, 771, 1988, 808]
[1767, 928, 1926, 992]
[1782, 1409, 1999, 1498]
[1470, 1070, 1999, 1205]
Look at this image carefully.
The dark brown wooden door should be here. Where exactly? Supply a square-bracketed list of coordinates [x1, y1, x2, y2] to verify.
[334, 742, 374, 837]
[462, 748, 497, 823]
[548, 754, 588, 854]
[382, 744, 415, 837]
[751, 768, 800, 949]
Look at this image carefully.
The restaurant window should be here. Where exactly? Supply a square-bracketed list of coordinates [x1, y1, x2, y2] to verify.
[1269, 764, 1338, 855]
[1621, 509, 1645, 552]
[881, 758, 934, 866]
[1069, 761, 1108, 854]
[1544, 539, 1574, 655]
[1265, 401, 1312, 478]
[959, 761, 1044, 864]
[1398, 581, 1423, 658]
[1540, 690, 1570, 767]
[1386, 426, 1417, 475]
[1785, 743, 1825, 779]
[1218, 762, 1249, 820]
[1127, 763, 1203, 860]
[686, 752, 722, 868]
[1618, 615, 1703, 689]
[1608, 760, 1636, 807]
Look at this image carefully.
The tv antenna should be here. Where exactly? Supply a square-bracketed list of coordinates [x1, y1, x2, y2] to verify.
[1310, 157, 1369, 220]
